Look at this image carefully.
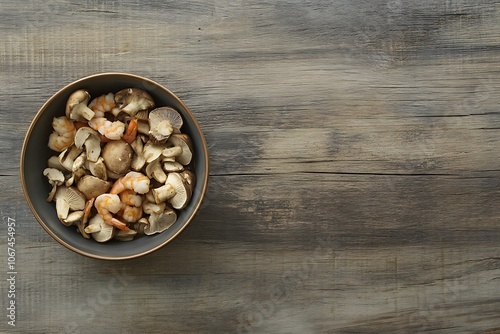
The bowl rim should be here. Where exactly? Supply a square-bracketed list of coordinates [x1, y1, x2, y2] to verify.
[20, 72, 209, 260]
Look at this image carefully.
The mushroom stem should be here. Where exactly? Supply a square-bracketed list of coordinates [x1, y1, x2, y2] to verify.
[84, 224, 102, 234]
[152, 183, 176, 204]
[162, 146, 183, 158]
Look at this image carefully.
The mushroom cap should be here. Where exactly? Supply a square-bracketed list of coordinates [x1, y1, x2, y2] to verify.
[165, 172, 190, 210]
[101, 140, 133, 175]
[148, 107, 183, 144]
[114, 88, 155, 116]
[65, 89, 92, 120]
[54, 186, 86, 220]
[77, 175, 112, 200]
[66, 89, 90, 111]
[166, 134, 192, 165]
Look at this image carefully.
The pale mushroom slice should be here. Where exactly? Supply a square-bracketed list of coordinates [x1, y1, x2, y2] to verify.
[132, 217, 149, 235]
[43, 167, 65, 202]
[130, 136, 146, 171]
[101, 140, 133, 175]
[114, 88, 155, 117]
[65, 89, 95, 121]
[84, 213, 114, 243]
[114, 229, 137, 241]
[77, 175, 112, 200]
[143, 140, 167, 163]
[59, 146, 83, 172]
[74, 127, 101, 162]
[180, 169, 196, 188]
[65, 151, 87, 187]
[162, 161, 184, 173]
[47, 155, 66, 171]
[86, 157, 108, 180]
[60, 210, 84, 227]
[53, 186, 86, 221]
[145, 158, 167, 184]
[166, 133, 193, 165]
[148, 107, 183, 144]
[144, 206, 177, 235]
[152, 172, 191, 209]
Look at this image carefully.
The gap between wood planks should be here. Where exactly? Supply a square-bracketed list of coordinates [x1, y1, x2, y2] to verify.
[209, 171, 498, 177]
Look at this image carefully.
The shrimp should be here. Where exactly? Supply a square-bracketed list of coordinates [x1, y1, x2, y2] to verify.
[110, 171, 150, 195]
[88, 93, 125, 140]
[119, 205, 143, 223]
[48, 116, 76, 152]
[119, 189, 143, 207]
[122, 118, 138, 144]
[94, 193, 130, 231]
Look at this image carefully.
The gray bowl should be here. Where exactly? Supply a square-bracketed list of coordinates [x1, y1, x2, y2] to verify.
[20, 73, 209, 260]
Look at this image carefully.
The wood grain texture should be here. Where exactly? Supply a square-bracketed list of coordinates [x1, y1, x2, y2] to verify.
[1, 0, 499, 333]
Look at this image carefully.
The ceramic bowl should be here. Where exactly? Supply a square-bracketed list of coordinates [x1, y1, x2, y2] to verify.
[20, 73, 209, 260]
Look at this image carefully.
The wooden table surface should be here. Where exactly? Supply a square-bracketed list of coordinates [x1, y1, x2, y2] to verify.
[1, 1, 499, 333]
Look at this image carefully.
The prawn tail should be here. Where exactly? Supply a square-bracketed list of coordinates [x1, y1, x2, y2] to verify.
[108, 217, 130, 231]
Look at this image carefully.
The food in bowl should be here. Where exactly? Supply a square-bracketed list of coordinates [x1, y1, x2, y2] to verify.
[43, 87, 196, 243]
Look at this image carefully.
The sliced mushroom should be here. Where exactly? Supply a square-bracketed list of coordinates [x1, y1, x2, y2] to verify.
[162, 161, 184, 173]
[130, 136, 146, 171]
[84, 213, 114, 243]
[131, 217, 149, 235]
[86, 157, 108, 180]
[101, 140, 133, 175]
[47, 155, 66, 171]
[148, 107, 183, 144]
[114, 229, 137, 241]
[74, 127, 101, 162]
[144, 206, 177, 235]
[59, 146, 83, 171]
[77, 175, 112, 200]
[43, 168, 65, 202]
[114, 88, 155, 117]
[137, 119, 150, 135]
[166, 134, 193, 165]
[65, 152, 87, 187]
[65, 89, 95, 121]
[162, 146, 183, 160]
[143, 140, 166, 163]
[152, 172, 191, 209]
[54, 186, 86, 221]
[60, 210, 84, 227]
[180, 169, 196, 188]
[145, 159, 167, 184]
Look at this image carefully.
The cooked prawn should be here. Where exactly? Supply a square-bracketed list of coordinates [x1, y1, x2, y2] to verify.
[116, 188, 145, 223]
[110, 171, 150, 195]
[48, 116, 76, 152]
[94, 193, 130, 231]
[119, 205, 143, 223]
[88, 93, 125, 140]
[122, 118, 138, 144]
[119, 189, 143, 207]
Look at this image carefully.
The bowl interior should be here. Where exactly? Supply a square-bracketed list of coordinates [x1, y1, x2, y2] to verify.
[21, 73, 208, 260]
